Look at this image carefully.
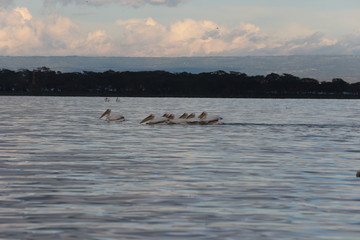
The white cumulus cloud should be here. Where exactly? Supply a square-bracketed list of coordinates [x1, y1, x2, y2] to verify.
[0, 7, 41, 55]
[0, 6, 358, 57]
[115, 18, 279, 56]
[73, 30, 113, 55]
[0, 7, 83, 55]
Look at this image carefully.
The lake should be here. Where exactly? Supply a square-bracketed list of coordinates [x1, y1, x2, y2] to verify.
[1, 96, 360, 239]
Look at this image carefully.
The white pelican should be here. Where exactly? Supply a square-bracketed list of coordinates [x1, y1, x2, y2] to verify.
[185, 112, 200, 124]
[140, 114, 169, 125]
[198, 111, 222, 125]
[167, 113, 189, 124]
[99, 109, 125, 122]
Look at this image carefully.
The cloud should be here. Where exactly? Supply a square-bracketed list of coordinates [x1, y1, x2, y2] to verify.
[43, 0, 190, 7]
[72, 30, 114, 55]
[333, 31, 360, 55]
[0, 7, 84, 55]
[116, 18, 226, 56]
[0, 7, 41, 55]
[113, 18, 360, 57]
[0, 6, 358, 57]
[115, 18, 278, 56]
[281, 32, 338, 54]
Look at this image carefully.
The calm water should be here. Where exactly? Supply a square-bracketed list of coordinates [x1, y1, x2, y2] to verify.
[1, 96, 360, 240]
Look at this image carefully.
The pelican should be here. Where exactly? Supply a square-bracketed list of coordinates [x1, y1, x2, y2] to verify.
[186, 113, 196, 120]
[186, 112, 200, 124]
[167, 113, 189, 124]
[99, 109, 125, 122]
[140, 113, 169, 125]
[198, 111, 222, 125]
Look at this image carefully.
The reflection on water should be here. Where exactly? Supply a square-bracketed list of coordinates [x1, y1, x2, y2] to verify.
[1, 96, 360, 239]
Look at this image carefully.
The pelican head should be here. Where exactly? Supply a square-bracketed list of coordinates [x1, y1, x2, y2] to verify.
[167, 114, 175, 120]
[99, 109, 111, 119]
[140, 114, 155, 124]
[198, 111, 208, 119]
[179, 113, 188, 119]
[187, 113, 196, 119]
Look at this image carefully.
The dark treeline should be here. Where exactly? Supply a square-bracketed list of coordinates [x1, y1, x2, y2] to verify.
[1, 67, 360, 98]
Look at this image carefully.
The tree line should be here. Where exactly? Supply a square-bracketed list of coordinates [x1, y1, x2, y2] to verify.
[1, 67, 360, 98]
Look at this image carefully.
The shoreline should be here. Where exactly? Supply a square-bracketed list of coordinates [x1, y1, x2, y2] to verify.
[1, 92, 359, 99]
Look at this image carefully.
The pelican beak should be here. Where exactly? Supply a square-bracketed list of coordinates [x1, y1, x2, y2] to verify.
[99, 112, 106, 119]
[199, 112, 207, 119]
[99, 109, 110, 119]
[179, 113, 188, 119]
[187, 113, 195, 119]
[140, 115, 154, 124]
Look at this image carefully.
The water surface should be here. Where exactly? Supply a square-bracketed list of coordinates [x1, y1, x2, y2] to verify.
[1, 96, 360, 239]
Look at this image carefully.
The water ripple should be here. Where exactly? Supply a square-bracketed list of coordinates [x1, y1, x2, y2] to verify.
[1, 96, 360, 239]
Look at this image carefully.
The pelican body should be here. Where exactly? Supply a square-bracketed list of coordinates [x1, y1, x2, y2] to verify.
[198, 111, 222, 125]
[99, 109, 125, 122]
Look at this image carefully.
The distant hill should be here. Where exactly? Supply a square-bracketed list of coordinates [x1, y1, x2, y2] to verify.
[0, 55, 359, 82]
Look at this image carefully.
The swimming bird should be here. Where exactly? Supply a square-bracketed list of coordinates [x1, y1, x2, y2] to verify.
[140, 114, 169, 125]
[198, 111, 223, 125]
[99, 109, 125, 122]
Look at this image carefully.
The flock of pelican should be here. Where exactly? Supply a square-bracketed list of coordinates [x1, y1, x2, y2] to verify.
[99, 109, 223, 125]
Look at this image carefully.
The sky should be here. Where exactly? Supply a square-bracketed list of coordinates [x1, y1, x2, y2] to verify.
[0, 0, 360, 57]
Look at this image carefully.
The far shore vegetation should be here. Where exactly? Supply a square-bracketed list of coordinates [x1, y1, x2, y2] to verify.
[1, 67, 360, 98]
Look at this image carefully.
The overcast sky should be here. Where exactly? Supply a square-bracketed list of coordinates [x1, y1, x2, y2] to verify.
[1, 0, 360, 56]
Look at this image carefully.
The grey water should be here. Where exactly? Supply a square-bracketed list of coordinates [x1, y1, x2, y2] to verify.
[1, 96, 360, 240]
